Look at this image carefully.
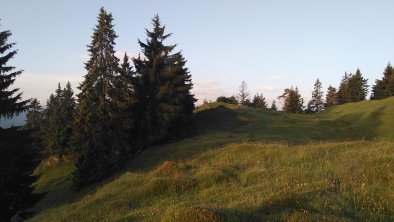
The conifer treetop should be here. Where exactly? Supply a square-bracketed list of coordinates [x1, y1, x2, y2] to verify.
[0, 22, 30, 118]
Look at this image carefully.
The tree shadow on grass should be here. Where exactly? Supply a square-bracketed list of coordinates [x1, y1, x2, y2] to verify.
[125, 105, 251, 171]
[192, 105, 249, 134]
[322, 105, 386, 140]
[215, 189, 352, 221]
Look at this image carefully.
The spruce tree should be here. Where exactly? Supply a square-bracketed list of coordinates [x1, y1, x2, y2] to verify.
[279, 87, 303, 113]
[0, 22, 41, 221]
[252, 93, 267, 108]
[73, 8, 126, 187]
[25, 98, 43, 131]
[306, 79, 324, 113]
[25, 98, 44, 152]
[171, 52, 196, 122]
[133, 15, 173, 145]
[0, 23, 29, 117]
[115, 53, 136, 149]
[57, 82, 75, 155]
[337, 73, 349, 104]
[371, 63, 394, 100]
[337, 70, 368, 104]
[41, 82, 75, 157]
[270, 100, 278, 111]
[164, 52, 196, 135]
[348, 69, 368, 102]
[0, 127, 42, 221]
[42, 84, 62, 156]
[133, 15, 195, 144]
[325, 85, 337, 108]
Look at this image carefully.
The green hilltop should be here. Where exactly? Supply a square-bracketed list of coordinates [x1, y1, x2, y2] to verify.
[30, 97, 394, 221]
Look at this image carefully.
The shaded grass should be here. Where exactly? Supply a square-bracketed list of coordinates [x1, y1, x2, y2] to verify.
[32, 162, 76, 211]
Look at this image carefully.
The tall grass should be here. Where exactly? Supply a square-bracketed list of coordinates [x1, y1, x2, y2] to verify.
[30, 141, 394, 221]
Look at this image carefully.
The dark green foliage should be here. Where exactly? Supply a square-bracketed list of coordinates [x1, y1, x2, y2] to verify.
[73, 8, 127, 187]
[337, 72, 349, 104]
[133, 15, 174, 145]
[0, 22, 41, 221]
[162, 52, 196, 134]
[70, 12, 195, 187]
[25, 98, 43, 130]
[0, 24, 29, 118]
[114, 53, 136, 148]
[237, 81, 250, 105]
[42, 82, 75, 157]
[25, 98, 44, 151]
[0, 127, 43, 221]
[252, 93, 267, 108]
[325, 85, 337, 108]
[270, 100, 278, 111]
[371, 63, 394, 100]
[279, 87, 304, 113]
[133, 15, 195, 144]
[216, 96, 238, 104]
[306, 79, 324, 113]
[243, 98, 252, 107]
[337, 69, 369, 104]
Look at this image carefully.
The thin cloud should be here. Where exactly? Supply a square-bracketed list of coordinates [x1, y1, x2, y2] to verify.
[13, 72, 83, 105]
[254, 85, 283, 92]
[192, 77, 232, 104]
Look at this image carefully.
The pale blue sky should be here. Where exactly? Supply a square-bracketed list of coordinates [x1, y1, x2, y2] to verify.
[1, 0, 394, 107]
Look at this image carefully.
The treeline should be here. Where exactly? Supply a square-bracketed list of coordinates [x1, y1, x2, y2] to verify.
[25, 8, 196, 187]
[1, 9, 196, 219]
[216, 81, 278, 110]
[216, 65, 394, 114]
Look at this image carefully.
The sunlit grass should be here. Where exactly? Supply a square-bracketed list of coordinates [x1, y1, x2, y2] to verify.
[30, 141, 394, 221]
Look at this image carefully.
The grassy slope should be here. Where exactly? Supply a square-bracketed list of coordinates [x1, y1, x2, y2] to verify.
[30, 97, 394, 221]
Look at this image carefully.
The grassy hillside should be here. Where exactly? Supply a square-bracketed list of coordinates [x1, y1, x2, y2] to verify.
[30, 97, 394, 221]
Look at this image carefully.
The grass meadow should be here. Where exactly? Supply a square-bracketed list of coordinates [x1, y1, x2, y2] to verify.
[29, 97, 394, 221]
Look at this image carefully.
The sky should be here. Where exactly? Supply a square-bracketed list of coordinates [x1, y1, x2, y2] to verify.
[1, 0, 394, 111]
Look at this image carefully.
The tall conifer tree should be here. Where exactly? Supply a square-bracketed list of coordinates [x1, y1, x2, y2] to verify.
[337, 73, 349, 104]
[115, 53, 136, 150]
[279, 87, 303, 113]
[133, 15, 195, 144]
[337, 69, 368, 104]
[0, 24, 29, 117]
[42, 82, 75, 157]
[0, 22, 41, 220]
[371, 63, 394, 100]
[164, 52, 196, 130]
[252, 93, 268, 108]
[270, 100, 278, 111]
[325, 85, 337, 108]
[349, 69, 368, 102]
[25, 98, 43, 131]
[73, 8, 125, 187]
[306, 79, 324, 113]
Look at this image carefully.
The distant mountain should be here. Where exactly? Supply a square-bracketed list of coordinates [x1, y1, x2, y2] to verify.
[0, 112, 27, 128]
